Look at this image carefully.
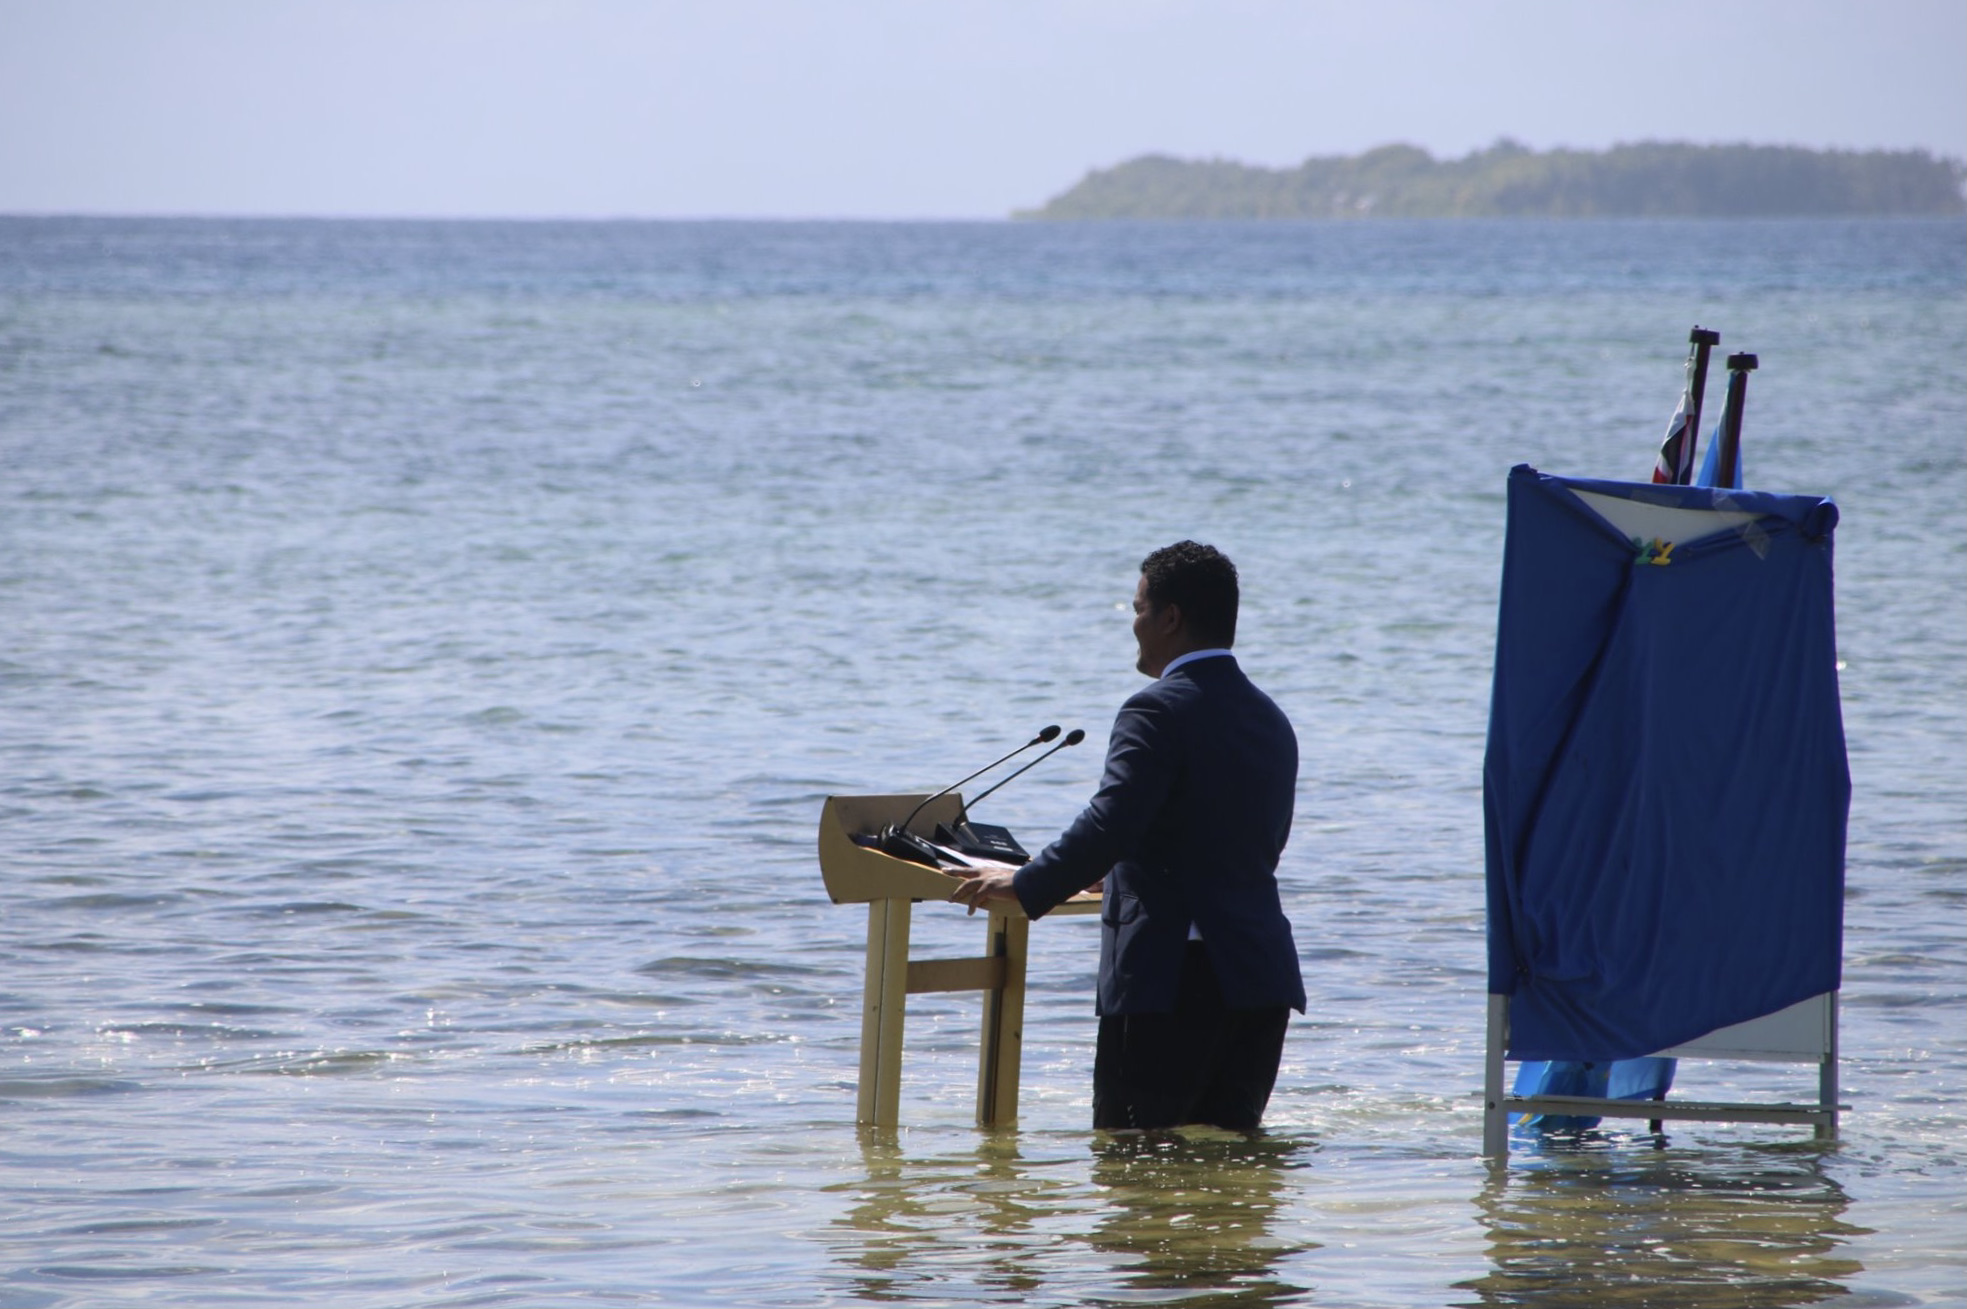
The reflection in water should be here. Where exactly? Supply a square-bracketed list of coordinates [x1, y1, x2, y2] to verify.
[829, 1129, 1063, 1304]
[827, 1128, 1316, 1306]
[1083, 1130, 1317, 1307]
[1458, 1141, 1868, 1308]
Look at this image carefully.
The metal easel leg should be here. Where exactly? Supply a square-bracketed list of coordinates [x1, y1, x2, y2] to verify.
[1483, 993, 1510, 1160]
[1817, 992, 1840, 1142]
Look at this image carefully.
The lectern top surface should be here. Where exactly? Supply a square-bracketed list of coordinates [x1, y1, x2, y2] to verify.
[818, 793, 1101, 915]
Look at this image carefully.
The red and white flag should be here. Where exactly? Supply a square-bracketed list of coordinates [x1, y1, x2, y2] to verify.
[1652, 382, 1698, 484]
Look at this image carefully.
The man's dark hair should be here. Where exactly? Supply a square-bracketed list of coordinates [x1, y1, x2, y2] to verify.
[1140, 541, 1239, 646]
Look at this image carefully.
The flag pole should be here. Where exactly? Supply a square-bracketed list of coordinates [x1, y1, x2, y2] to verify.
[1681, 328, 1721, 484]
[1654, 326, 1721, 485]
[1713, 353, 1758, 490]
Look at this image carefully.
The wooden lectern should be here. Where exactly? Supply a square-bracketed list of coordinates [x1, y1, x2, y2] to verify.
[818, 794, 1099, 1129]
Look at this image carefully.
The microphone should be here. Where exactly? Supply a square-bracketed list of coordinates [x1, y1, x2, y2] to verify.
[895, 725, 1059, 835]
[874, 726, 1062, 868]
[956, 728, 1085, 821]
[936, 728, 1087, 864]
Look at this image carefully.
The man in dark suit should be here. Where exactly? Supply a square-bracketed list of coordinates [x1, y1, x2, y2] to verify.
[952, 541, 1304, 1131]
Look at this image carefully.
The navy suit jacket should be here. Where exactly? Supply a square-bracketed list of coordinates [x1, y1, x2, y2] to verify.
[1013, 654, 1305, 1016]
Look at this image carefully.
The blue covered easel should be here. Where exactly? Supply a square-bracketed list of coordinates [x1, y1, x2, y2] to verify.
[1480, 466, 1850, 1157]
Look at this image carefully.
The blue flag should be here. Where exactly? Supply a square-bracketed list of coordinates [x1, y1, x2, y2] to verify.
[1695, 418, 1742, 489]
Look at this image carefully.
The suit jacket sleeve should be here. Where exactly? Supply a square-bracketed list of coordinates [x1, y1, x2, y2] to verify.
[1012, 688, 1176, 919]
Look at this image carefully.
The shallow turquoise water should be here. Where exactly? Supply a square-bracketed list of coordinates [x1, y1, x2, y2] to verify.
[1, 218, 1961, 1305]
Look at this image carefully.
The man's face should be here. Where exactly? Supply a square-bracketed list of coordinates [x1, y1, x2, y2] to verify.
[1132, 574, 1183, 677]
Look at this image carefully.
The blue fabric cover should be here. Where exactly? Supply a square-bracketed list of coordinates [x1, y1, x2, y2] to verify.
[1485, 466, 1848, 1061]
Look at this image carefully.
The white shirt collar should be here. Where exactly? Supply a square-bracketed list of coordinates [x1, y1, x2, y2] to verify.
[1160, 648, 1234, 679]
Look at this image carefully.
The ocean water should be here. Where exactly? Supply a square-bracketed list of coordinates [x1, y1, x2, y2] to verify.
[0, 216, 1961, 1307]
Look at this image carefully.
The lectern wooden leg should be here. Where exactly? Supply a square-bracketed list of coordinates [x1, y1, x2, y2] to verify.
[858, 897, 912, 1127]
[976, 910, 1029, 1128]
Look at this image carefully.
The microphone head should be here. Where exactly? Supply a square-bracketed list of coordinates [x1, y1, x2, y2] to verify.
[1037, 724, 1062, 743]
[1063, 728, 1086, 746]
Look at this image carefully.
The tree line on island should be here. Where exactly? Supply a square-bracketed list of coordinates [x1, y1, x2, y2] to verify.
[1019, 140, 1967, 219]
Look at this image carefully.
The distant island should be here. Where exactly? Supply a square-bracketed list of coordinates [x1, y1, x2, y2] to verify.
[1019, 141, 1967, 220]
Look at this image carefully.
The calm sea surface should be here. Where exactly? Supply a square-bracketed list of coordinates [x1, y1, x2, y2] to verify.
[1, 217, 1961, 1307]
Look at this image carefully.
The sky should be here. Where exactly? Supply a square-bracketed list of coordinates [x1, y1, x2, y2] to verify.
[2, 0, 1962, 219]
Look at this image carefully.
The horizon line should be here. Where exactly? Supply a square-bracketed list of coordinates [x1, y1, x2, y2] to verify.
[0, 208, 1015, 223]
[5, 210, 1965, 224]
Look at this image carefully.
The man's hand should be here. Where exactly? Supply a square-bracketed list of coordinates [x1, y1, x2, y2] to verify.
[949, 868, 1020, 916]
